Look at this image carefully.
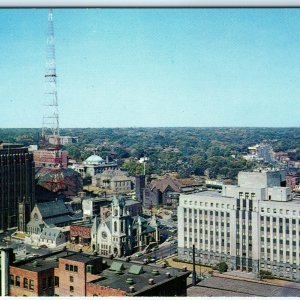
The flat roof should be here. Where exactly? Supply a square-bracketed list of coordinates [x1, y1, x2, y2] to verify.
[91, 258, 190, 295]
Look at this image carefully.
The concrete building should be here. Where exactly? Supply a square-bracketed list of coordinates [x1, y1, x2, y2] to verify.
[0, 143, 35, 232]
[73, 154, 118, 178]
[92, 169, 132, 194]
[8, 250, 190, 296]
[178, 170, 300, 281]
[243, 143, 275, 164]
[0, 247, 15, 296]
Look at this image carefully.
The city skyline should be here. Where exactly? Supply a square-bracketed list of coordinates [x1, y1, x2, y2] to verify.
[1, 8, 300, 128]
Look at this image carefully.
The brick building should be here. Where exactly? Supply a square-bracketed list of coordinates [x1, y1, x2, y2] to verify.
[33, 148, 68, 169]
[70, 223, 92, 245]
[286, 170, 300, 192]
[8, 251, 190, 297]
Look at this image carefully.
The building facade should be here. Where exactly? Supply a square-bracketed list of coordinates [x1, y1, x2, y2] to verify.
[73, 154, 118, 178]
[33, 148, 68, 169]
[178, 170, 300, 281]
[91, 196, 159, 257]
[8, 251, 190, 296]
[0, 143, 35, 232]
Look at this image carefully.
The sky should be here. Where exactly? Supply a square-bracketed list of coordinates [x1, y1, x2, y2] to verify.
[1, 8, 300, 128]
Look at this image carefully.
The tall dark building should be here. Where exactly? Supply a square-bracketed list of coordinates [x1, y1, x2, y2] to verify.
[135, 175, 145, 203]
[0, 143, 35, 232]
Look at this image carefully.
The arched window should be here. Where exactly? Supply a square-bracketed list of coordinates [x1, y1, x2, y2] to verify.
[24, 278, 28, 289]
[114, 221, 117, 232]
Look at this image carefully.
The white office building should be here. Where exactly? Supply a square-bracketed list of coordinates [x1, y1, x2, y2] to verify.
[178, 170, 300, 281]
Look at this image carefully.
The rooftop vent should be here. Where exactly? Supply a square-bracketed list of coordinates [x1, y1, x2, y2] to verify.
[148, 278, 154, 285]
[151, 269, 160, 276]
[166, 272, 171, 278]
[32, 261, 41, 267]
[162, 263, 167, 268]
[182, 266, 187, 271]
[126, 278, 135, 285]
[129, 286, 135, 293]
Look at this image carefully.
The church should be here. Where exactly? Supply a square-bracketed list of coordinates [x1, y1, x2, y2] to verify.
[91, 196, 159, 257]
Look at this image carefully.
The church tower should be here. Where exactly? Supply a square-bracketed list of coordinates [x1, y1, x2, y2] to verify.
[111, 196, 126, 257]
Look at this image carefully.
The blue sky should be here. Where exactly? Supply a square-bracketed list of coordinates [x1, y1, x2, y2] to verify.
[1, 8, 300, 128]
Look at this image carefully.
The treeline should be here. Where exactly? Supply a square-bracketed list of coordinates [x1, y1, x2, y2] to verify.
[1, 127, 300, 179]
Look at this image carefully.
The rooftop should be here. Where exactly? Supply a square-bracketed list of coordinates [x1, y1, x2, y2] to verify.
[91, 258, 190, 295]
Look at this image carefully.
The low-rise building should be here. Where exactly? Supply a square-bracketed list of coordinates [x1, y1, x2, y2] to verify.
[26, 199, 82, 235]
[73, 154, 118, 178]
[8, 251, 190, 296]
[39, 228, 67, 249]
[92, 169, 132, 194]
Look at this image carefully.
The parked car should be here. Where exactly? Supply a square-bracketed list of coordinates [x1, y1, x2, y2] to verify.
[135, 252, 143, 257]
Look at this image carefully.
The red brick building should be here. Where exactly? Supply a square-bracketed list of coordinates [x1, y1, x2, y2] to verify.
[10, 260, 55, 296]
[33, 148, 68, 168]
[70, 223, 92, 245]
[8, 251, 190, 297]
[286, 171, 300, 191]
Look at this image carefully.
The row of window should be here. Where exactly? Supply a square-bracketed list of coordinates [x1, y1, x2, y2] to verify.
[184, 209, 230, 218]
[65, 264, 78, 272]
[260, 216, 299, 224]
[261, 207, 299, 216]
[10, 276, 34, 290]
[183, 200, 233, 209]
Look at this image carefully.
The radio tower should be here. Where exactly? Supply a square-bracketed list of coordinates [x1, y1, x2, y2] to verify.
[41, 9, 60, 147]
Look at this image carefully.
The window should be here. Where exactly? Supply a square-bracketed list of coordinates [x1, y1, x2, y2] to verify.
[70, 276, 74, 283]
[48, 277, 52, 288]
[66, 264, 70, 271]
[70, 265, 74, 272]
[70, 286, 74, 293]
[54, 277, 59, 287]
[42, 278, 47, 290]
[24, 278, 28, 289]
[10, 275, 14, 285]
[16, 276, 20, 287]
[29, 280, 34, 290]
[74, 266, 78, 273]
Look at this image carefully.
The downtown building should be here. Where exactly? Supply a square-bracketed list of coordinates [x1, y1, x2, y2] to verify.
[178, 170, 300, 281]
[0, 143, 35, 232]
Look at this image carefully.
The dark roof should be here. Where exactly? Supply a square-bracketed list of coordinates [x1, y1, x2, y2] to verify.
[63, 253, 100, 264]
[91, 258, 190, 295]
[36, 199, 72, 218]
[149, 178, 183, 193]
[44, 215, 75, 226]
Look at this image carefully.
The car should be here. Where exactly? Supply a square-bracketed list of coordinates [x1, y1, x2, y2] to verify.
[171, 240, 178, 244]
[166, 237, 174, 242]
[135, 252, 143, 257]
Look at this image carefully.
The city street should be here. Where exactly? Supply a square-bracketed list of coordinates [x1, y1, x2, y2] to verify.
[131, 242, 177, 262]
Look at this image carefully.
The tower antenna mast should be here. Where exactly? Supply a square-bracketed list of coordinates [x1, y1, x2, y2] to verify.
[41, 8, 60, 147]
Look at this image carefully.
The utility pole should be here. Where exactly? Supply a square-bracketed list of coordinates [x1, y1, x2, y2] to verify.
[192, 244, 197, 286]
[41, 9, 60, 148]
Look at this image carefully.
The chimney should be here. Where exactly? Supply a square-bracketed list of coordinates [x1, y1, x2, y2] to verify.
[148, 278, 154, 285]
[129, 286, 135, 293]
